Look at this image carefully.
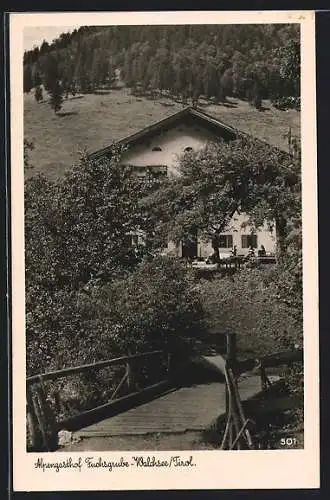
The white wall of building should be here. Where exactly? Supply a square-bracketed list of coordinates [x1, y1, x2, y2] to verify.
[121, 122, 218, 176]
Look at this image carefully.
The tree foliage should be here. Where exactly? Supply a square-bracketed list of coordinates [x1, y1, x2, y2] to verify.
[25, 148, 156, 292]
[23, 64, 33, 93]
[26, 255, 203, 375]
[201, 266, 302, 357]
[96, 257, 203, 354]
[25, 149, 164, 373]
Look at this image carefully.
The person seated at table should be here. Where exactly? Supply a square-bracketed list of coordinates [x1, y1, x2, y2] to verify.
[258, 244, 266, 257]
[248, 245, 255, 258]
[206, 251, 219, 264]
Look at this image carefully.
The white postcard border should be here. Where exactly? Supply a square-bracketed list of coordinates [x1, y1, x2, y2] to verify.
[10, 10, 319, 491]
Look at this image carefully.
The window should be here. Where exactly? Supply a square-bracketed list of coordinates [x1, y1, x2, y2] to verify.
[129, 165, 167, 179]
[241, 234, 258, 248]
[152, 146, 162, 151]
[184, 146, 193, 152]
[218, 234, 233, 248]
[145, 165, 167, 182]
[149, 165, 167, 177]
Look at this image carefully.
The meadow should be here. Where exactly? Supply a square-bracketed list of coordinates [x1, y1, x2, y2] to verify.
[24, 87, 300, 180]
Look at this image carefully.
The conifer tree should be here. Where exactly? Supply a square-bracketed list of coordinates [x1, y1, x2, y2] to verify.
[33, 71, 42, 88]
[43, 53, 60, 93]
[49, 80, 63, 114]
[23, 65, 33, 93]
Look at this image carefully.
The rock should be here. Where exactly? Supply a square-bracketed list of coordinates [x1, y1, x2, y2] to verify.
[58, 429, 76, 447]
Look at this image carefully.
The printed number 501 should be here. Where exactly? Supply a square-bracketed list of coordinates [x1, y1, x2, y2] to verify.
[280, 437, 297, 446]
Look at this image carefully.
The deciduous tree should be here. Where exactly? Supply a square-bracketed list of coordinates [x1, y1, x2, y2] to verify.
[25, 148, 158, 291]
[142, 137, 300, 261]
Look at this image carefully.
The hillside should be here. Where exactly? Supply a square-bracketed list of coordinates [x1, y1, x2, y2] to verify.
[24, 88, 300, 179]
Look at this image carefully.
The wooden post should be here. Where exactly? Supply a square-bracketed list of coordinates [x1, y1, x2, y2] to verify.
[126, 361, 135, 392]
[32, 389, 49, 451]
[167, 352, 172, 374]
[224, 333, 237, 448]
[26, 387, 39, 450]
[226, 333, 237, 369]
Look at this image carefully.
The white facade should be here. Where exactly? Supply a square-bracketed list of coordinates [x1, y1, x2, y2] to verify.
[121, 122, 219, 177]
[120, 118, 276, 258]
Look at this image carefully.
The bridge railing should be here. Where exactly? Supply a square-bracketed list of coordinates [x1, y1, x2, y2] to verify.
[26, 349, 171, 451]
[221, 338, 303, 450]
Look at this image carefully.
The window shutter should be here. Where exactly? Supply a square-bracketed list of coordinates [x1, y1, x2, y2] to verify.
[219, 235, 226, 247]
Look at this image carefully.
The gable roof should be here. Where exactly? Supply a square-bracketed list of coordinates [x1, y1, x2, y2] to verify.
[89, 106, 239, 161]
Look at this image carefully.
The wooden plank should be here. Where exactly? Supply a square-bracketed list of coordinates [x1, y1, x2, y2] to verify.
[73, 376, 263, 439]
[58, 379, 174, 432]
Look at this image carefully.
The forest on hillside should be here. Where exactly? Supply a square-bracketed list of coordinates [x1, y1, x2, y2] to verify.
[23, 24, 300, 112]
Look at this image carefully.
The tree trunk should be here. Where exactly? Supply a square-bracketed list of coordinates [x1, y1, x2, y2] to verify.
[211, 235, 220, 263]
[275, 216, 288, 262]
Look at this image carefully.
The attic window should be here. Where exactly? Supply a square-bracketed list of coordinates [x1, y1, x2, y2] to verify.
[184, 146, 193, 152]
[152, 146, 162, 151]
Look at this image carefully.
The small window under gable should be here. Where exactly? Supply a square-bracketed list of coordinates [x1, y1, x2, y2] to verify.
[152, 146, 162, 151]
[184, 146, 193, 152]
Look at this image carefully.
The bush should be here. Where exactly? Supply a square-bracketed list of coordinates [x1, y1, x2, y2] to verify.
[199, 265, 302, 358]
[24, 152, 158, 293]
[272, 96, 300, 111]
[104, 256, 204, 353]
[27, 256, 203, 374]
[26, 256, 204, 434]
[199, 261, 304, 436]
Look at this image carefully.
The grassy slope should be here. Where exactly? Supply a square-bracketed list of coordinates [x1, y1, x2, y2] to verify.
[24, 88, 300, 180]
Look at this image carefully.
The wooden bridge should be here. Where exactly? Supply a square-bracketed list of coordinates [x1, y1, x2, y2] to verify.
[26, 336, 303, 452]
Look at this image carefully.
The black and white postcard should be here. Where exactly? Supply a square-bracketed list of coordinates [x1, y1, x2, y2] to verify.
[10, 10, 319, 491]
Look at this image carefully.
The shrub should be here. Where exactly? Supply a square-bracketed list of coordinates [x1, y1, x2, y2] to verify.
[26, 256, 204, 435]
[26, 285, 123, 376]
[24, 151, 160, 293]
[94, 256, 204, 354]
[272, 96, 300, 111]
[27, 256, 203, 374]
[199, 265, 302, 358]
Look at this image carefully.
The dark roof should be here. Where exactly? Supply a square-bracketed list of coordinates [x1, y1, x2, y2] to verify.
[89, 106, 239, 161]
